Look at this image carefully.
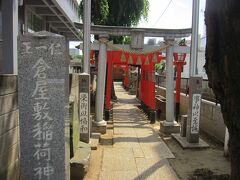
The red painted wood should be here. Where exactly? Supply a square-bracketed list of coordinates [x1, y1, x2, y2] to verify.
[174, 61, 186, 104]
[105, 52, 113, 110]
[148, 61, 156, 110]
[104, 50, 165, 111]
[175, 65, 181, 103]
[107, 51, 165, 65]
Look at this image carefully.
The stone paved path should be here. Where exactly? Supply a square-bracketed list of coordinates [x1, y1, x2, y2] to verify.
[99, 82, 179, 180]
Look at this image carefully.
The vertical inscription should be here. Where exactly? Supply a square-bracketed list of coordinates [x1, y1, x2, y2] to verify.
[191, 94, 201, 134]
[31, 58, 54, 179]
[79, 93, 89, 133]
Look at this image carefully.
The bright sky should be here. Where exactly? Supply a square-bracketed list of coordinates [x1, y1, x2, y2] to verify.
[138, 0, 193, 29]
[138, 0, 206, 35]
[70, 0, 206, 48]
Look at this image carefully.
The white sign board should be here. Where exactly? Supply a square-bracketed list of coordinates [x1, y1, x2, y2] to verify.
[191, 94, 201, 134]
[79, 93, 89, 133]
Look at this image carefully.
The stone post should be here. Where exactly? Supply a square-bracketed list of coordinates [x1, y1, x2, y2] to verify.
[93, 34, 108, 134]
[18, 31, 69, 180]
[160, 38, 180, 134]
[186, 76, 202, 143]
[165, 39, 175, 125]
[79, 73, 90, 143]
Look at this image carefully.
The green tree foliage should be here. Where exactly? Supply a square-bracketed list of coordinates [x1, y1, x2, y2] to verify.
[71, 55, 82, 61]
[79, 0, 109, 25]
[79, 0, 149, 26]
[105, 0, 149, 26]
[155, 60, 166, 74]
[79, 0, 149, 43]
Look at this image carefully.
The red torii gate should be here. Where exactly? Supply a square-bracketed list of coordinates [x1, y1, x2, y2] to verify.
[101, 50, 165, 122]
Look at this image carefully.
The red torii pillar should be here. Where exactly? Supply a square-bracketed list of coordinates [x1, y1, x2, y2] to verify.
[173, 53, 186, 121]
[123, 65, 129, 90]
[105, 51, 114, 120]
[139, 54, 158, 123]
[105, 51, 127, 120]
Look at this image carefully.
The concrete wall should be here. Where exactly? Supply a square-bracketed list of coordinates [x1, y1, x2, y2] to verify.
[155, 76, 216, 102]
[69, 74, 80, 157]
[156, 86, 226, 143]
[0, 75, 19, 180]
[69, 73, 79, 104]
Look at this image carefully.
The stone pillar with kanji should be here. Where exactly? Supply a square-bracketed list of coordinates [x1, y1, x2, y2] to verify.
[186, 76, 202, 143]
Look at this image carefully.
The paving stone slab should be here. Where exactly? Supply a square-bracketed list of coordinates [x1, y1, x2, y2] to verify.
[114, 127, 136, 135]
[135, 158, 179, 180]
[102, 148, 137, 171]
[140, 142, 175, 160]
[113, 134, 139, 146]
[132, 147, 145, 158]
[100, 170, 139, 180]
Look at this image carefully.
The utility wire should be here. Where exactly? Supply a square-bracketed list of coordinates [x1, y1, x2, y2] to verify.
[152, 0, 173, 27]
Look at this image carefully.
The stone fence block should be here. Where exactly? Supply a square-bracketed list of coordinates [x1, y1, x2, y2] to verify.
[0, 159, 20, 180]
[0, 143, 19, 168]
[0, 110, 18, 136]
[0, 75, 17, 96]
[0, 127, 18, 155]
[0, 93, 18, 115]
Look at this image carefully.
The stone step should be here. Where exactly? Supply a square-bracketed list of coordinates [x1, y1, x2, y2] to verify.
[90, 133, 101, 150]
[70, 141, 91, 180]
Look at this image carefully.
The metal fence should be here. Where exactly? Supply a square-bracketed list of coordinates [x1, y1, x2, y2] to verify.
[155, 74, 216, 102]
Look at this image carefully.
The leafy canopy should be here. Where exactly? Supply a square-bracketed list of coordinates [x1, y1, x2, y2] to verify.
[79, 0, 149, 26]
[79, 0, 149, 43]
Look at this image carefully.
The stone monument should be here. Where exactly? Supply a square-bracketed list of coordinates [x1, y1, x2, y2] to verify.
[186, 76, 202, 143]
[18, 31, 69, 180]
[172, 76, 209, 148]
[79, 73, 90, 143]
